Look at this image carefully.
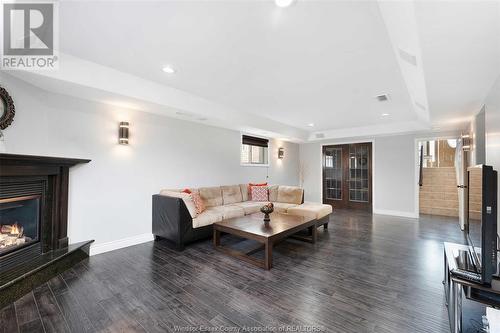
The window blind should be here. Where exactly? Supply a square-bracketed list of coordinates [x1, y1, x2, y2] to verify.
[242, 135, 268, 148]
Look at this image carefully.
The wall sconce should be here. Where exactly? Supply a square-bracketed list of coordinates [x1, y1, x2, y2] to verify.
[119, 122, 129, 145]
[278, 147, 285, 159]
[461, 133, 471, 151]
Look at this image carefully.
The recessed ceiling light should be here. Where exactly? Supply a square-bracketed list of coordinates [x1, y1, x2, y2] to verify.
[275, 0, 295, 8]
[162, 66, 175, 74]
[381, 113, 390, 117]
[307, 123, 315, 127]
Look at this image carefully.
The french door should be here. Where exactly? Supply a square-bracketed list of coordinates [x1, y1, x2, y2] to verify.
[322, 143, 372, 210]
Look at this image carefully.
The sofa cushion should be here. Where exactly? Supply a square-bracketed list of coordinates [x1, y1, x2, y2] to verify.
[277, 186, 303, 205]
[268, 185, 279, 202]
[239, 184, 249, 202]
[208, 205, 245, 219]
[192, 209, 223, 228]
[159, 190, 198, 218]
[221, 185, 243, 205]
[231, 201, 264, 215]
[287, 202, 333, 220]
[273, 202, 298, 214]
[199, 186, 223, 207]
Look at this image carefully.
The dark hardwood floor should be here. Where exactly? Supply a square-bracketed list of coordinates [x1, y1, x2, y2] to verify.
[0, 210, 484, 333]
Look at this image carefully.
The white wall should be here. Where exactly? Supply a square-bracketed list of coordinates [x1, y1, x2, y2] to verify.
[1, 74, 299, 253]
[469, 106, 486, 166]
[484, 76, 500, 231]
[299, 134, 419, 218]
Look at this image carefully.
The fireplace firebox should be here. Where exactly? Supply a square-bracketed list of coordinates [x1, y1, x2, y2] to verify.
[0, 195, 41, 255]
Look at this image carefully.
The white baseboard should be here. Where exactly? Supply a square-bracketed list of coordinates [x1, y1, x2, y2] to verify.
[373, 209, 419, 219]
[90, 233, 154, 256]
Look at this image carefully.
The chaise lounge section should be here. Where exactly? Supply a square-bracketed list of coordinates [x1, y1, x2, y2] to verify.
[152, 184, 332, 250]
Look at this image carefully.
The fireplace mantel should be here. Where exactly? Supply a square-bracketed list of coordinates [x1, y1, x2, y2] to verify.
[0, 153, 90, 165]
[0, 153, 90, 175]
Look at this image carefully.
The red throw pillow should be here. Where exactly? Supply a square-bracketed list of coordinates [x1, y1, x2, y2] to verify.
[248, 182, 267, 200]
[182, 188, 192, 194]
[191, 192, 205, 214]
[251, 186, 269, 202]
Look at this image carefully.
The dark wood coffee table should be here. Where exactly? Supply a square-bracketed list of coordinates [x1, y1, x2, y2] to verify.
[213, 212, 317, 270]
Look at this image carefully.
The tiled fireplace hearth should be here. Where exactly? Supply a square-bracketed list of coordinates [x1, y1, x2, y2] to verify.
[0, 153, 93, 307]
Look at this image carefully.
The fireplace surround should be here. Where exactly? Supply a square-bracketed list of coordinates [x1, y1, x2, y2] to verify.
[0, 153, 93, 307]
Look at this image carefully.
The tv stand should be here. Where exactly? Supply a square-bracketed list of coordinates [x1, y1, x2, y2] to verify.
[444, 242, 500, 333]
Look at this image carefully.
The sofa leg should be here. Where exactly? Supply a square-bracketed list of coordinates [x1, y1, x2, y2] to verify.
[324, 223, 329, 230]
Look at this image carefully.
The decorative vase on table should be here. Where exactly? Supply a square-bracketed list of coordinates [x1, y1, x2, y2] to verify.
[260, 203, 274, 224]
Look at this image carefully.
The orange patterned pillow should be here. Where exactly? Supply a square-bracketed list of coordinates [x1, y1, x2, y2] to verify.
[191, 192, 206, 214]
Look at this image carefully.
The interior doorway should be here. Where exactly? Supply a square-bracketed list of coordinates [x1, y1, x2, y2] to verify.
[322, 142, 372, 210]
[417, 138, 461, 218]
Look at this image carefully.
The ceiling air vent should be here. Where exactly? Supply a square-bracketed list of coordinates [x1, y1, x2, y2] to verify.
[415, 101, 427, 110]
[376, 94, 390, 102]
[398, 48, 417, 66]
[315, 133, 325, 139]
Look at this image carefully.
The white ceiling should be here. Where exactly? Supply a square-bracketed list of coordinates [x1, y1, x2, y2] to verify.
[6, 0, 500, 141]
[57, 1, 417, 132]
[415, 0, 500, 127]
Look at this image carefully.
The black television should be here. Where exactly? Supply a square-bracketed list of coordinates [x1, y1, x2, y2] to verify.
[466, 164, 498, 285]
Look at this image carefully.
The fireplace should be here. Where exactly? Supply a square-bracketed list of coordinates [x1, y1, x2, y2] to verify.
[0, 195, 41, 255]
[0, 153, 93, 308]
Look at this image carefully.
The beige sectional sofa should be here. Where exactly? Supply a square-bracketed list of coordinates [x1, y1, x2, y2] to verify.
[152, 184, 332, 250]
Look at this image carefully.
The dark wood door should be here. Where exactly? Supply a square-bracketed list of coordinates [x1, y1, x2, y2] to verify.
[323, 143, 372, 210]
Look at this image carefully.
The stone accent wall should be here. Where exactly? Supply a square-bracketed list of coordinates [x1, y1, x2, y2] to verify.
[419, 167, 458, 217]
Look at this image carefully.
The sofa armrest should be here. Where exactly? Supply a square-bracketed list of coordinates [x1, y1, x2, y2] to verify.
[152, 194, 192, 250]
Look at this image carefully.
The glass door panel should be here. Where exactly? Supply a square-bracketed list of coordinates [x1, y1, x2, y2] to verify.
[349, 144, 369, 203]
[323, 142, 371, 210]
[324, 147, 342, 200]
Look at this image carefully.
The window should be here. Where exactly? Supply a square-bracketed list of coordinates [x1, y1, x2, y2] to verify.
[241, 135, 269, 165]
[419, 139, 457, 168]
